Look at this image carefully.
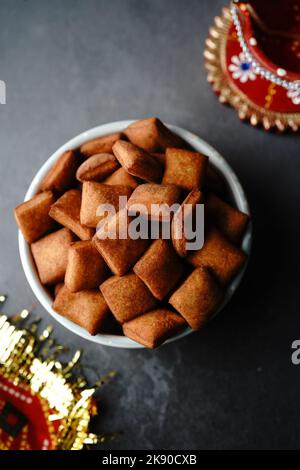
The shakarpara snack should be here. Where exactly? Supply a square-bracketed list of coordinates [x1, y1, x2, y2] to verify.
[65, 240, 109, 292]
[123, 309, 186, 348]
[124, 117, 187, 152]
[80, 132, 125, 158]
[188, 227, 247, 285]
[39, 150, 79, 193]
[171, 189, 203, 257]
[133, 239, 185, 300]
[104, 167, 139, 190]
[31, 228, 75, 285]
[162, 148, 208, 191]
[14, 191, 56, 243]
[206, 193, 249, 244]
[169, 267, 223, 329]
[93, 209, 150, 275]
[127, 183, 181, 220]
[49, 189, 94, 240]
[14, 117, 250, 348]
[100, 272, 157, 323]
[53, 285, 109, 335]
[112, 140, 163, 183]
[76, 153, 119, 182]
[80, 182, 132, 227]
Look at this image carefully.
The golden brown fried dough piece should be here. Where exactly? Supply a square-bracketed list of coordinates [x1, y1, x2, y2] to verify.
[104, 167, 139, 190]
[206, 193, 249, 244]
[93, 209, 150, 275]
[39, 150, 79, 193]
[123, 309, 186, 348]
[80, 182, 132, 228]
[80, 132, 125, 158]
[100, 272, 157, 324]
[112, 140, 163, 183]
[65, 240, 109, 292]
[169, 267, 223, 330]
[124, 117, 186, 152]
[53, 285, 109, 335]
[31, 228, 75, 285]
[14, 191, 56, 243]
[49, 189, 94, 240]
[188, 227, 247, 285]
[171, 190, 203, 257]
[134, 240, 185, 300]
[127, 183, 181, 221]
[162, 148, 208, 191]
[76, 153, 119, 182]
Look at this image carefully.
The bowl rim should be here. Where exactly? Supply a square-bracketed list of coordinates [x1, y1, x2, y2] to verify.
[18, 120, 252, 349]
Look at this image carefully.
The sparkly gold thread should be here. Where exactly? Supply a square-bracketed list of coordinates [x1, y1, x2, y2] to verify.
[0, 302, 115, 450]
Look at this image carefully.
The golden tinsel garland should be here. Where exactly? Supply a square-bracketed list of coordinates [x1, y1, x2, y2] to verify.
[0, 295, 118, 450]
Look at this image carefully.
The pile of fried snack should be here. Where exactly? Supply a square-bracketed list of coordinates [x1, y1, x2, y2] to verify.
[14, 118, 249, 348]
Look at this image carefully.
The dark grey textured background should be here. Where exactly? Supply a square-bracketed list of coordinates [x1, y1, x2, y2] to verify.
[1, 0, 300, 450]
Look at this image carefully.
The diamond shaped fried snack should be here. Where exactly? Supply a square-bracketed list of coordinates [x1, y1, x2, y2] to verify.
[133, 239, 185, 300]
[122, 309, 186, 348]
[76, 153, 119, 183]
[104, 167, 139, 190]
[100, 272, 157, 324]
[206, 193, 249, 244]
[39, 150, 79, 193]
[65, 240, 109, 292]
[31, 228, 75, 285]
[112, 140, 163, 183]
[169, 267, 223, 330]
[14, 191, 56, 243]
[93, 209, 150, 276]
[80, 182, 132, 228]
[49, 189, 94, 240]
[124, 117, 186, 153]
[127, 183, 181, 221]
[188, 227, 247, 285]
[80, 132, 125, 158]
[53, 285, 109, 335]
[171, 190, 203, 257]
[162, 148, 208, 191]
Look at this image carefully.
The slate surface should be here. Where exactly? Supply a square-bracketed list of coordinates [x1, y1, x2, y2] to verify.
[1, 0, 299, 450]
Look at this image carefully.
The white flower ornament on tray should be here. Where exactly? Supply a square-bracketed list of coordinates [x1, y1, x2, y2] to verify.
[228, 53, 257, 83]
[287, 82, 300, 106]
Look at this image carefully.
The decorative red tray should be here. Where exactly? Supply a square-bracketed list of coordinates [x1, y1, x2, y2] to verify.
[205, 1, 300, 131]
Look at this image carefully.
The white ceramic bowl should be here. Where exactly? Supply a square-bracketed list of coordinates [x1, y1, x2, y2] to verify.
[18, 120, 252, 348]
